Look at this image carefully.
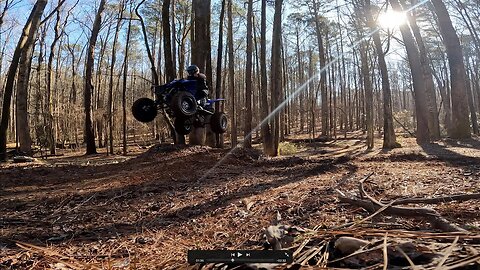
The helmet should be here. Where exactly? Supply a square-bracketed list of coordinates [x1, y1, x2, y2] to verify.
[186, 65, 199, 76]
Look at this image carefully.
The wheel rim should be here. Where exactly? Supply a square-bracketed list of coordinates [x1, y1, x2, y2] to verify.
[181, 99, 195, 113]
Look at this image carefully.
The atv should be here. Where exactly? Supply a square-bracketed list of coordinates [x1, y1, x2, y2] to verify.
[131, 79, 228, 135]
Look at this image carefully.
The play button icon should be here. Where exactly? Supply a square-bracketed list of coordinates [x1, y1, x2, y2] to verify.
[237, 252, 243, 257]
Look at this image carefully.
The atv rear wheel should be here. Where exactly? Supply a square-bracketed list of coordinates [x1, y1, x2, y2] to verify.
[174, 118, 193, 135]
[211, 112, 228, 134]
[171, 91, 197, 118]
[132, 98, 157, 123]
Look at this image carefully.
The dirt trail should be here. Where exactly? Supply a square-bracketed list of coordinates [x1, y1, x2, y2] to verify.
[1, 137, 479, 269]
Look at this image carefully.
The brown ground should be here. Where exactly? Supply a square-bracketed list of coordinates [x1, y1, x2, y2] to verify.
[1, 134, 480, 269]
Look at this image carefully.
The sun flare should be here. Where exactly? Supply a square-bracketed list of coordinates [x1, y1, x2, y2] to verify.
[378, 10, 408, 29]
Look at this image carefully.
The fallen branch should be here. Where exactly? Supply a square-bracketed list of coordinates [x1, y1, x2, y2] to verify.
[338, 196, 466, 232]
[392, 193, 480, 205]
[338, 176, 467, 232]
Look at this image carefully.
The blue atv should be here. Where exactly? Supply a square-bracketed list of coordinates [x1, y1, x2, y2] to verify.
[131, 79, 228, 135]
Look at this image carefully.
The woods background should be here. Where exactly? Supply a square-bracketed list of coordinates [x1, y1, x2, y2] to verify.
[0, 0, 479, 160]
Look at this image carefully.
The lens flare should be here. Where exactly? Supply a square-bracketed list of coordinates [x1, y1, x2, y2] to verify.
[378, 10, 408, 29]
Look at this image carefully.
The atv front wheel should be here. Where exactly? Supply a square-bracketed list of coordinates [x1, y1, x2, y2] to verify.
[211, 112, 228, 134]
[132, 98, 157, 123]
[171, 91, 197, 118]
[174, 118, 193, 135]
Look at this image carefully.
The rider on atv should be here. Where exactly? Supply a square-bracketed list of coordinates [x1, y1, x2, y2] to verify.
[131, 64, 228, 135]
[186, 65, 209, 107]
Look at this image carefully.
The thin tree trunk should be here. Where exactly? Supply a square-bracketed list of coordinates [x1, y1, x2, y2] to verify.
[84, 0, 106, 155]
[244, 0, 253, 148]
[310, 0, 328, 138]
[46, 8, 61, 155]
[215, 0, 225, 148]
[270, 0, 283, 155]
[227, 0, 237, 148]
[171, 0, 177, 77]
[163, 0, 175, 82]
[108, 0, 125, 155]
[122, 16, 132, 155]
[360, 44, 374, 149]
[366, 0, 399, 149]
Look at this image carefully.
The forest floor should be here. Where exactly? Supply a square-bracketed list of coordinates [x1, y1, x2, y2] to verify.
[1, 133, 480, 269]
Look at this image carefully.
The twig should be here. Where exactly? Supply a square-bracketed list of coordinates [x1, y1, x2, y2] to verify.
[382, 233, 388, 270]
[436, 236, 459, 268]
[68, 194, 96, 213]
[348, 199, 398, 229]
[393, 114, 416, 137]
[443, 254, 480, 270]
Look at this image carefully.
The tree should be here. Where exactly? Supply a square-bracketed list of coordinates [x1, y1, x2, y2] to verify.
[0, 0, 48, 161]
[390, 0, 430, 143]
[214, 0, 226, 148]
[430, 0, 471, 139]
[365, 0, 400, 149]
[244, 0, 253, 148]
[122, 9, 132, 156]
[270, 0, 283, 155]
[163, 0, 175, 82]
[399, 0, 440, 139]
[107, 0, 125, 155]
[227, 0, 237, 148]
[310, 0, 329, 138]
[84, 0, 107, 155]
[260, 0, 274, 155]
[45, 6, 63, 155]
[190, 0, 211, 145]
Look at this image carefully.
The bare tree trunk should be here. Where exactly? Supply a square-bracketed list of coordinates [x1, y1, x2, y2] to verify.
[366, 0, 399, 149]
[430, 0, 471, 139]
[227, 0, 237, 148]
[16, 40, 35, 156]
[171, 0, 177, 77]
[390, 0, 430, 143]
[163, 0, 175, 82]
[310, 0, 329, 138]
[122, 15, 132, 155]
[108, 0, 125, 155]
[215, 0, 225, 148]
[0, 0, 47, 161]
[244, 0, 253, 148]
[260, 0, 273, 155]
[84, 0, 106, 155]
[400, 0, 440, 139]
[190, 0, 211, 146]
[360, 44, 374, 149]
[46, 8, 61, 155]
[270, 0, 283, 156]
[465, 57, 479, 134]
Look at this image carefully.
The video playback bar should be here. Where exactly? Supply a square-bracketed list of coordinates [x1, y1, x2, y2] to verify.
[188, 250, 293, 264]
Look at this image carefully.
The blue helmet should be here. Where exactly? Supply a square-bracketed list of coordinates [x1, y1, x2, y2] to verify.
[186, 65, 199, 76]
